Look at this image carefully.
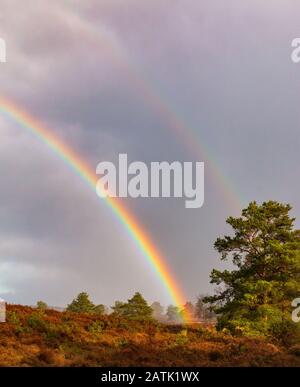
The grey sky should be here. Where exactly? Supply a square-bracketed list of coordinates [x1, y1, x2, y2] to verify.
[0, 0, 299, 308]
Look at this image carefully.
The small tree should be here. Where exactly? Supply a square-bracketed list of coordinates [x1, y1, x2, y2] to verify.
[205, 201, 300, 344]
[123, 292, 153, 321]
[36, 301, 48, 310]
[67, 292, 95, 314]
[112, 293, 153, 321]
[111, 301, 127, 316]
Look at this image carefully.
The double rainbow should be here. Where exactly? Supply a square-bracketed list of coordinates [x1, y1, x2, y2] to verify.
[60, 6, 242, 213]
[0, 97, 189, 320]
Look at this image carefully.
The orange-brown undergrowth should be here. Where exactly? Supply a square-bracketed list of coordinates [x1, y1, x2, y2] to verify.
[0, 304, 299, 367]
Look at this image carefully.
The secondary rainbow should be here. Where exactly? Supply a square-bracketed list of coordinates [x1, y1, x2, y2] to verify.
[62, 8, 242, 212]
[0, 97, 189, 320]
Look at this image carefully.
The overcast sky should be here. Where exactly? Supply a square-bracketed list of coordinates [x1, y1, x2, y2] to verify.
[0, 0, 299, 308]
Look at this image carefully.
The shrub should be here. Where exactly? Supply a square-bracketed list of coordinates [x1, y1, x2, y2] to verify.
[174, 331, 189, 346]
[7, 311, 21, 325]
[27, 313, 48, 332]
[87, 320, 104, 336]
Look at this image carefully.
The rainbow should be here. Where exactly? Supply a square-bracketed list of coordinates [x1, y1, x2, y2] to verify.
[61, 7, 242, 213]
[0, 97, 189, 321]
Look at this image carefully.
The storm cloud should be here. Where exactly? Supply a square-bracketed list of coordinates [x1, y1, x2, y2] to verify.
[0, 0, 299, 307]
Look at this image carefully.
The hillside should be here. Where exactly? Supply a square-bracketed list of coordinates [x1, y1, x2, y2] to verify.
[0, 305, 299, 367]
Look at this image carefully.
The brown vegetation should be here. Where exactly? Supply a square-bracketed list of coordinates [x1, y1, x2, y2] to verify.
[0, 304, 299, 367]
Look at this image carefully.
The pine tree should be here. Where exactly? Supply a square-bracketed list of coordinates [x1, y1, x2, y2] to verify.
[36, 301, 48, 310]
[67, 292, 95, 313]
[112, 293, 153, 321]
[123, 292, 153, 321]
[111, 301, 127, 316]
[205, 201, 300, 344]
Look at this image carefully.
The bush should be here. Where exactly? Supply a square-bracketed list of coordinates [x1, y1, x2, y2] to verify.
[7, 311, 21, 325]
[270, 319, 300, 347]
[27, 313, 48, 332]
[87, 320, 104, 336]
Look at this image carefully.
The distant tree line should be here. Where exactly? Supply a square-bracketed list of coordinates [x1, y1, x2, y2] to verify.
[35, 292, 215, 324]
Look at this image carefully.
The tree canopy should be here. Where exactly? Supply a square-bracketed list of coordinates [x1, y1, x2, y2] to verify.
[205, 201, 300, 344]
[36, 301, 48, 310]
[112, 292, 153, 321]
[67, 292, 105, 316]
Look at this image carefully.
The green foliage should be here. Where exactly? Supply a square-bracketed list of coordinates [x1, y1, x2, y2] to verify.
[175, 329, 189, 345]
[67, 292, 95, 314]
[93, 304, 105, 316]
[111, 301, 127, 316]
[27, 312, 48, 332]
[87, 320, 104, 336]
[26, 312, 80, 341]
[7, 311, 21, 325]
[205, 201, 300, 345]
[36, 301, 48, 310]
[112, 292, 153, 321]
[116, 338, 129, 348]
[66, 292, 106, 316]
[7, 311, 26, 334]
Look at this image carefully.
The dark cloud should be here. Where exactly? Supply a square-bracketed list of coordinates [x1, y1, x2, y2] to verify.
[0, 0, 299, 306]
